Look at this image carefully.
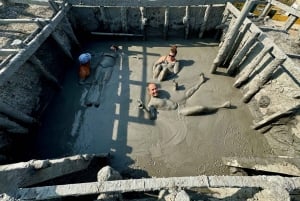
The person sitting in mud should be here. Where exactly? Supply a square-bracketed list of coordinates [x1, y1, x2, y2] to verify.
[138, 73, 231, 119]
[153, 45, 180, 81]
[78, 52, 92, 83]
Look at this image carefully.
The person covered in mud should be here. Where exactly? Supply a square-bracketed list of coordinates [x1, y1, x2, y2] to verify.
[152, 45, 180, 81]
[138, 73, 231, 119]
[84, 45, 120, 107]
[78, 52, 92, 83]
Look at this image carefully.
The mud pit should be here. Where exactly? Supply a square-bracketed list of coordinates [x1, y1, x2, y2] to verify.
[31, 37, 273, 177]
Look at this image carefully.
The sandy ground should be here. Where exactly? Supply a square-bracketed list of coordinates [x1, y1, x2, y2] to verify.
[30, 37, 273, 177]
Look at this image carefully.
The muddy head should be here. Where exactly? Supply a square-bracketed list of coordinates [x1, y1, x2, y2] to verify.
[148, 83, 159, 97]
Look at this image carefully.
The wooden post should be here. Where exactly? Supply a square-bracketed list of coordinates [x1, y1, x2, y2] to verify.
[226, 32, 260, 75]
[0, 116, 28, 134]
[163, 7, 169, 40]
[36, 19, 73, 59]
[210, 0, 257, 73]
[282, 14, 298, 32]
[121, 7, 128, 33]
[52, 30, 73, 58]
[219, 16, 236, 47]
[242, 56, 286, 103]
[29, 55, 62, 89]
[61, 18, 80, 47]
[183, 6, 190, 39]
[199, 4, 212, 38]
[215, 5, 230, 41]
[0, 101, 37, 125]
[139, 7, 147, 40]
[99, 6, 107, 23]
[233, 45, 273, 88]
[259, 2, 271, 18]
[223, 22, 251, 67]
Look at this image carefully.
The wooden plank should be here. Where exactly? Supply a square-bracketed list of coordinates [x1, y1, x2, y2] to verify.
[222, 156, 300, 176]
[0, 4, 70, 86]
[18, 175, 300, 200]
[57, 0, 245, 7]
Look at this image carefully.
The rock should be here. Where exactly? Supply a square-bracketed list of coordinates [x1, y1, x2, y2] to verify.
[96, 166, 122, 201]
[175, 190, 190, 201]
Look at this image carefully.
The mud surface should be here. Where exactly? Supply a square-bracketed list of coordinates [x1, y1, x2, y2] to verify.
[30, 37, 273, 177]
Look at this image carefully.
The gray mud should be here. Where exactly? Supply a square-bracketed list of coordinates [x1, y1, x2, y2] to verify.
[32, 38, 273, 177]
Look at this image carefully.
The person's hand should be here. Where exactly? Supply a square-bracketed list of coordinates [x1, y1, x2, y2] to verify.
[137, 100, 145, 110]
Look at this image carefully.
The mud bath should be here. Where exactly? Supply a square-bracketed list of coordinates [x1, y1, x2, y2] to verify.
[31, 38, 273, 177]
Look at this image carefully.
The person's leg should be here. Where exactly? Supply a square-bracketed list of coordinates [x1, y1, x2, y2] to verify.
[184, 73, 208, 100]
[153, 64, 162, 79]
[173, 61, 180, 74]
[179, 101, 231, 116]
[157, 67, 169, 81]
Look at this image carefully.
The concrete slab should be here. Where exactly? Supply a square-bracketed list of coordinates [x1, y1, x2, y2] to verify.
[32, 37, 273, 177]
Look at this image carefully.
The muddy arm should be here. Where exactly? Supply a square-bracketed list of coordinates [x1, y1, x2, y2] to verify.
[137, 100, 157, 120]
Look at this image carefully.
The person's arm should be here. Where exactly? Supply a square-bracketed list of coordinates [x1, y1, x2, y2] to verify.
[137, 100, 157, 120]
[154, 56, 165, 66]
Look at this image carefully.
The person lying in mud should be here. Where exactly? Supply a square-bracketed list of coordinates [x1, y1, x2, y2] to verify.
[138, 73, 231, 119]
[152, 45, 180, 81]
[84, 45, 120, 107]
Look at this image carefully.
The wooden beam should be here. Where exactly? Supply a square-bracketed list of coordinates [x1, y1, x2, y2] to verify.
[0, 154, 109, 194]
[59, 0, 246, 7]
[226, 32, 260, 75]
[199, 4, 212, 38]
[210, 0, 257, 73]
[29, 55, 62, 89]
[91, 32, 144, 37]
[0, 101, 37, 124]
[222, 156, 300, 176]
[0, 116, 28, 134]
[286, 52, 300, 59]
[233, 45, 273, 88]
[251, 104, 300, 130]
[163, 7, 169, 40]
[0, 18, 50, 24]
[271, 0, 300, 18]
[226, 2, 300, 88]
[242, 56, 286, 103]
[0, 4, 70, 86]
[6, 0, 59, 6]
[0, 49, 23, 56]
[183, 6, 190, 39]
[18, 175, 300, 200]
